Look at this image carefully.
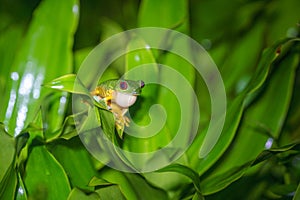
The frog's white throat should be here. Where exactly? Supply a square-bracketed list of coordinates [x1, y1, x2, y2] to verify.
[113, 91, 137, 108]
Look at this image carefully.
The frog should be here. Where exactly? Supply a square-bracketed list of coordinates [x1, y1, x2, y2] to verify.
[91, 79, 145, 137]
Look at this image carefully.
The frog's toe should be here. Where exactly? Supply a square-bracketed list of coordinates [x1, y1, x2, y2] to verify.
[124, 116, 130, 123]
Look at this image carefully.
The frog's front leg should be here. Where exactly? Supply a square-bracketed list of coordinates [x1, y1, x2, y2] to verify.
[91, 87, 114, 109]
[111, 103, 131, 130]
[92, 94, 113, 110]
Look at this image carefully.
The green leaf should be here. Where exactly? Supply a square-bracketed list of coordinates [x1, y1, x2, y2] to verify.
[244, 38, 298, 95]
[99, 18, 123, 42]
[43, 74, 91, 96]
[125, 0, 196, 167]
[49, 137, 100, 191]
[143, 171, 190, 192]
[200, 42, 299, 177]
[0, 162, 17, 200]
[157, 163, 201, 194]
[15, 109, 43, 167]
[200, 142, 300, 195]
[132, 0, 198, 189]
[201, 162, 250, 195]
[122, 34, 161, 152]
[46, 112, 78, 141]
[24, 146, 71, 200]
[138, 0, 188, 30]
[98, 168, 168, 200]
[95, 185, 126, 200]
[219, 21, 265, 96]
[0, 0, 79, 137]
[192, 192, 205, 200]
[0, 124, 15, 182]
[67, 188, 99, 200]
[189, 38, 298, 175]
[251, 143, 300, 166]
[293, 181, 300, 200]
[97, 108, 116, 141]
[15, 173, 27, 200]
[269, 184, 297, 197]
[0, 25, 23, 107]
[74, 48, 93, 74]
[44, 75, 117, 140]
[88, 176, 113, 187]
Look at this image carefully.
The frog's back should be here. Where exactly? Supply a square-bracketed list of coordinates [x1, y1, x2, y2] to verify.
[92, 79, 118, 98]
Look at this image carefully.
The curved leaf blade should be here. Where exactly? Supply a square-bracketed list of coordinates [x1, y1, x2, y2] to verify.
[0, 0, 79, 137]
[24, 146, 71, 200]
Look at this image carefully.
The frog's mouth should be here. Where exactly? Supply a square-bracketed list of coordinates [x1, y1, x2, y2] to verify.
[113, 91, 138, 108]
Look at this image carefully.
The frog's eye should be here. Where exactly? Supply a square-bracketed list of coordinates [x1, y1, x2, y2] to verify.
[140, 80, 145, 88]
[120, 81, 128, 90]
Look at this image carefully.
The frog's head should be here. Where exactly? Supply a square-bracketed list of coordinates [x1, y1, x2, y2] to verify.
[113, 80, 145, 108]
[114, 80, 145, 95]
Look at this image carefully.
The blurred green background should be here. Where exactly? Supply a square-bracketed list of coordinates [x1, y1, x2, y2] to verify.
[0, 0, 300, 199]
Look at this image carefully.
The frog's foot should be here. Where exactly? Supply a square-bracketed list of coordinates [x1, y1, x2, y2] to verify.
[123, 116, 130, 127]
[114, 115, 128, 127]
[115, 122, 124, 131]
[115, 119, 125, 138]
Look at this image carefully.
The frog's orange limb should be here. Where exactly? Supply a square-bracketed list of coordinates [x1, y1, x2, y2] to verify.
[91, 86, 115, 108]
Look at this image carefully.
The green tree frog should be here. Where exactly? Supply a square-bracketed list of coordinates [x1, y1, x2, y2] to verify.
[91, 79, 145, 136]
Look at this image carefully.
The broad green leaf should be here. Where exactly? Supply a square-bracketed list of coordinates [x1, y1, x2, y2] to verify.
[24, 146, 71, 200]
[189, 0, 239, 41]
[293, 182, 300, 200]
[15, 173, 27, 200]
[200, 142, 300, 195]
[122, 35, 160, 152]
[143, 171, 190, 192]
[74, 19, 123, 78]
[0, 163, 17, 200]
[0, 124, 15, 182]
[68, 188, 99, 200]
[77, 107, 101, 134]
[0, 129, 16, 198]
[201, 44, 299, 177]
[49, 137, 100, 191]
[220, 21, 265, 96]
[46, 112, 77, 141]
[192, 192, 205, 200]
[188, 38, 298, 175]
[97, 108, 116, 141]
[43, 74, 90, 96]
[157, 163, 201, 194]
[15, 109, 43, 167]
[269, 184, 297, 197]
[138, 0, 188, 31]
[0, 0, 79, 137]
[98, 168, 168, 200]
[27, 109, 44, 140]
[251, 143, 300, 166]
[74, 47, 93, 74]
[0, 25, 23, 107]
[267, 0, 300, 44]
[249, 51, 299, 139]
[138, 2, 194, 149]
[99, 18, 124, 42]
[135, 0, 198, 188]
[15, 132, 29, 167]
[244, 38, 292, 95]
[77, 104, 115, 142]
[201, 162, 250, 195]
[95, 185, 126, 200]
[88, 176, 113, 187]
